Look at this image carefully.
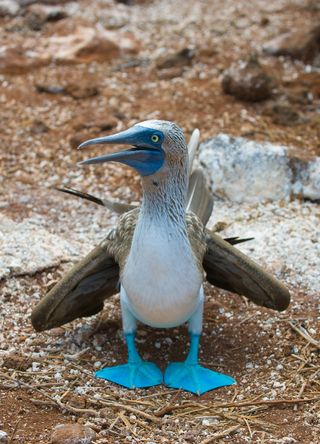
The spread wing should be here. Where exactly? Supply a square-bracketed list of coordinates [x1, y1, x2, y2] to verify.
[31, 210, 139, 332]
[31, 241, 119, 331]
[203, 231, 290, 311]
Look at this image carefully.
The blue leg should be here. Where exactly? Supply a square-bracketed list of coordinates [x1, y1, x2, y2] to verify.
[164, 288, 236, 395]
[95, 287, 163, 389]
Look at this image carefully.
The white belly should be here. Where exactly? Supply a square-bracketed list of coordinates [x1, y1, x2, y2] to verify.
[122, 223, 202, 327]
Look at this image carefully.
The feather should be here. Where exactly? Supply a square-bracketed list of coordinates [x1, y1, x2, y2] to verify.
[186, 169, 213, 226]
[187, 128, 200, 175]
[31, 242, 119, 331]
[55, 187, 135, 214]
[203, 232, 290, 311]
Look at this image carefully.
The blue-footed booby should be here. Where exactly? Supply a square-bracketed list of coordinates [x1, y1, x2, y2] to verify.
[31, 121, 291, 395]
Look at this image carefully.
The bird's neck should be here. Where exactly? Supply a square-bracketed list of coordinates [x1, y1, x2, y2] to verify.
[139, 166, 188, 230]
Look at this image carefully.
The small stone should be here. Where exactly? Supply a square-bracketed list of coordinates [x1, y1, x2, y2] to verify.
[72, 115, 117, 132]
[30, 120, 50, 134]
[263, 101, 306, 126]
[48, 327, 65, 337]
[25, 4, 67, 31]
[155, 48, 195, 70]
[157, 66, 184, 79]
[221, 55, 272, 102]
[2, 352, 31, 371]
[51, 424, 96, 444]
[64, 84, 99, 100]
[0, 430, 8, 444]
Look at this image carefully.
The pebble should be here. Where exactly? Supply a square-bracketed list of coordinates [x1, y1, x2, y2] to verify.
[51, 424, 96, 444]
[155, 47, 195, 70]
[221, 56, 272, 102]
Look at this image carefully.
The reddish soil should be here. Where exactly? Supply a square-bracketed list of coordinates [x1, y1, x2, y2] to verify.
[0, 1, 319, 443]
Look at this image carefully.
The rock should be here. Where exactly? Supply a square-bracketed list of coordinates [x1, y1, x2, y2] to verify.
[0, 25, 139, 74]
[0, 431, 8, 444]
[25, 4, 68, 31]
[72, 115, 117, 132]
[64, 83, 99, 100]
[30, 119, 50, 134]
[157, 66, 184, 79]
[0, 1, 20, 17]
[221, 56, 272, 102]
[51, 424, 96, 444]
[19, 0, 73, 5]
[0, 215, 82, 279]
[198, 134, 320, 203]
[263, 25, 320, 66]
[0, 45, 50, 74]
[35, 83, 99, 99]
[2, 352, 31, 371]
[263, 101, 306, 126]
[36, 84, 66, 94]
[45, 26, 120, 64]
[155, 47, 195, 70]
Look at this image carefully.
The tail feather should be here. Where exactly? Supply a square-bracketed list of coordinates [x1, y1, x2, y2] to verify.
[56, 187, 135, 214]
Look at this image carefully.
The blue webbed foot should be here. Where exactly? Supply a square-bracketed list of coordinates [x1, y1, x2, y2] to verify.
[164, 362, 235, 395]
[96, 361, 163, 389]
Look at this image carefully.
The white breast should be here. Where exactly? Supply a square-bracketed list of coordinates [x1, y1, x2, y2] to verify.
[122, 220, 202, 328]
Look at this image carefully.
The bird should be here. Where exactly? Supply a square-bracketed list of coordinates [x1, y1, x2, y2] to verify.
[31, 120, 290, 395]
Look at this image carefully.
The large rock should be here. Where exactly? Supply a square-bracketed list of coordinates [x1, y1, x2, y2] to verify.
[0, 215, 82, 279]
[198, 134, 320, 203]
[0, 1, 20, 17]
[263, 25, 320, 66]
[0, 25, 139, 74]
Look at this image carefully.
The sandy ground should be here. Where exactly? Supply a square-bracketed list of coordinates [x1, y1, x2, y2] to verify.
[0, 0, 319, 443]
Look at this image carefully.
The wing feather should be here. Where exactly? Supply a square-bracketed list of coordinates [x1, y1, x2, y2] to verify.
[203, 231, 290, 311]
[31, 241, 119, 331]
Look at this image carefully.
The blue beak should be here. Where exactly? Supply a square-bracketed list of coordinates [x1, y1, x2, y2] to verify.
[78, 125, 165, 176]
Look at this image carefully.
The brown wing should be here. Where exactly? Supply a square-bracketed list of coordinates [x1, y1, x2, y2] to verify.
[203, 231, 290, 311]
[31, 241, 119, 331]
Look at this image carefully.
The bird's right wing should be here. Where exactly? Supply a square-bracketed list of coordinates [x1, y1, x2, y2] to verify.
[187, 169, 214, 227]
[203, 231, 290, 311]
[31, 241, 120, 332]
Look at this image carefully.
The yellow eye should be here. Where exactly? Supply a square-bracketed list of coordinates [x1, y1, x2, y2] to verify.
[151, 134, 159, 143]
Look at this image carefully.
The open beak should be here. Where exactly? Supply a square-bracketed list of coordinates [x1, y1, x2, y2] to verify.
[78, 125, 165, 176]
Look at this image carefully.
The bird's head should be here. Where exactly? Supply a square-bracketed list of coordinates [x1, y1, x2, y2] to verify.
[78, 120, 188, 177]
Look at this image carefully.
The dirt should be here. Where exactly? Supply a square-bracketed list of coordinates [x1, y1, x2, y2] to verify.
[0, 0, 319, 443]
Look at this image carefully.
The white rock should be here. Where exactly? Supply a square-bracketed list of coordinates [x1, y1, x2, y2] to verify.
[0, 430, 8, 444]
[198, 134, 320, 203]
[0, 215, 83, 279]
[0, 1, 19, 17]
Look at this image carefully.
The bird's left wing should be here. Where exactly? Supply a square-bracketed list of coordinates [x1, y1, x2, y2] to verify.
[31, 241, 119, 331]
[31, 209, 139, 332]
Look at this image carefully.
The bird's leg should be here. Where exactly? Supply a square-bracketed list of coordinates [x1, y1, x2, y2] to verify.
[95, 286, 163, 389]
[164, 287, 236, 395]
